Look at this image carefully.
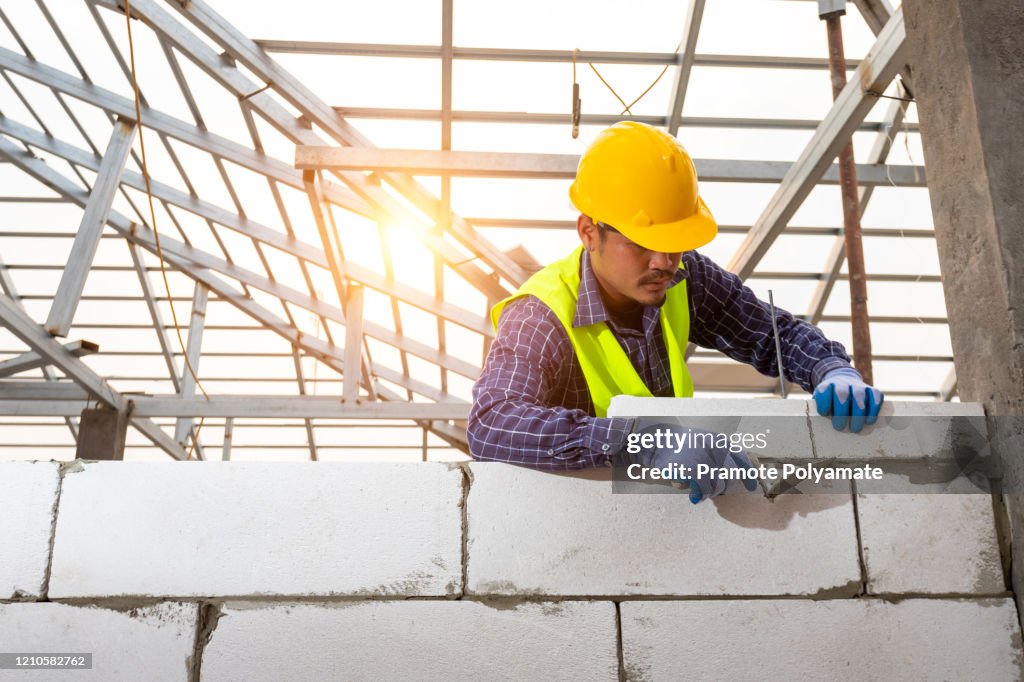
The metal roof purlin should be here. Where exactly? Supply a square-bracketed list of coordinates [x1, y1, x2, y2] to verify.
[727, 8, 908, 280]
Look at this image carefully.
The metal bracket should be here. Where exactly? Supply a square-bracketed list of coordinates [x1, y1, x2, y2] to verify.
[818, 0, 846, 18]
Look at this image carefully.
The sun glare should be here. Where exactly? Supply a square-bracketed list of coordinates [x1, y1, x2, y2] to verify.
[383, 222, 438, 288]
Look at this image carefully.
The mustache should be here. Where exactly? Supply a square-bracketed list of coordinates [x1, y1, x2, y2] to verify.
[639, 270, 675, 285]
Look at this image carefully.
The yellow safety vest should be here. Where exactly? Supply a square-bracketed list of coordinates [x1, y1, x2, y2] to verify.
[490, 245, 694, 417]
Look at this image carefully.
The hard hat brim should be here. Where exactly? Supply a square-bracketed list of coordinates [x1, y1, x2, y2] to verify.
[616, 196, 718, 253]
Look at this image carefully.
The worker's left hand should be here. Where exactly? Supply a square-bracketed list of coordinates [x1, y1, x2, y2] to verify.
[813, 367, 884, 433]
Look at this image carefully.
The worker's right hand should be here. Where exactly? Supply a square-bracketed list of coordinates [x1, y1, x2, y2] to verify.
[813, 367, 884, 433]
[628, 423, 758, 504]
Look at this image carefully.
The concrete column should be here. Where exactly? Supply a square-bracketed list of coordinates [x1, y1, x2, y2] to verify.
[902, 0, 1024, 607]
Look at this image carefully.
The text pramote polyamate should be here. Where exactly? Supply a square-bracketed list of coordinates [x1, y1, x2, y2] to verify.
[624, 426, 883, 483]
[626, 462, 884, 483]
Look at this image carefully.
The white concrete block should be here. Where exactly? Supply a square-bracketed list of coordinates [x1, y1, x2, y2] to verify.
[0, 461, 60, 598]
[467, 463, 860, 596]
[49, 462, 463, 598]
[621, 598, 1022, 681]
[0, 601, 196, 682]
[857, 494, 1004, 594]
[607, 397, 814, 461]
[809, 400, 988, 460]
[201, 600, 618, 681]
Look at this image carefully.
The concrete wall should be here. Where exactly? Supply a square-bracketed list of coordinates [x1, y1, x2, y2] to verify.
[0, 400, 1020, 680]
[903, 0, 1024, 621]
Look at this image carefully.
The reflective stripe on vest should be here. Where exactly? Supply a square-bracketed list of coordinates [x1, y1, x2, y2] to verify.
[490, 245, 694, 417]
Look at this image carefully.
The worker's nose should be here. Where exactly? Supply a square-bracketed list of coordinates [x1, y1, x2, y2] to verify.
[649, 251, 674, 271]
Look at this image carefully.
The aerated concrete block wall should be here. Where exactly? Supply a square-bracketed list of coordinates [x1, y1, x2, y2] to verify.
[1, 400, 1021, 681]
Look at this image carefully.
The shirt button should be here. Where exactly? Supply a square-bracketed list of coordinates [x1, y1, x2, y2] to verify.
[547, 448, 554, 455]
[601, 444, 610, 452]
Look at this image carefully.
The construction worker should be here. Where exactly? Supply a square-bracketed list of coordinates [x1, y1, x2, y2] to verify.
[468, 122, 883, 501]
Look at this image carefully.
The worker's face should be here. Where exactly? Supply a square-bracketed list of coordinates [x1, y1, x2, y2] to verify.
[577, 215, 683, 309]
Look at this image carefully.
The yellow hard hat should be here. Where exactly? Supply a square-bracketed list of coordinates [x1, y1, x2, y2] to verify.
[568, 121, 717, 253]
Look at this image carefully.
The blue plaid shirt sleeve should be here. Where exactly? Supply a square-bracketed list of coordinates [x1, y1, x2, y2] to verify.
[682, 251, 852, 391]
[468, 296, 631, 469]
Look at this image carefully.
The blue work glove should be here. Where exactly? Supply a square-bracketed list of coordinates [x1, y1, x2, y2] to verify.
[628, 423, 758, 504]
[813, 367, 884, 433]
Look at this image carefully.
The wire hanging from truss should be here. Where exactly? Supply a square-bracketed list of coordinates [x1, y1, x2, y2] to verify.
[123, 0, 208, 460]
[570, 44, 677, 138]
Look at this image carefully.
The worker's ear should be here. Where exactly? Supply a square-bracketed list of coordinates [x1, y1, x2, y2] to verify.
[577, 214, 597, 252]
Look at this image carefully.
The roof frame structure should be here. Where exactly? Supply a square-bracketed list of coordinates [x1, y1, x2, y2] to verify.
[727, 7, 907, 280]
[0, 0, 953, 460]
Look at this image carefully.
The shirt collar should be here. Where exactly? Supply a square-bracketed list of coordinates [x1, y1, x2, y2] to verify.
[572, 249, 688, 329]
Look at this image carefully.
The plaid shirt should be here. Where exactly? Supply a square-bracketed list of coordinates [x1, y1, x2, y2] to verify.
[468, 249, 852, 469]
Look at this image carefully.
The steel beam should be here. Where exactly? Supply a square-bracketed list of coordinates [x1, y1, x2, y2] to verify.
[290, 348, 318, 461]
[45, 117, 136, 337]
[745, 270, 937, 280]
[727, 9, 907, 280]
[295, 147, 924, 186]
[465, 219, 934, 237]
[666, 0, 706, 135]
[850, 0, 913, 93]
[440, 0, 453, 151]
[342, 283, 364, 403]
[174, 282, 208, 446]
[0, 340, 97, 378]
[438, 0, 454, 401]
[303, 170, 352, 310]
[303, 170, 377, 396]
[851, 0, 894, 34]
[329, 107, 920, 132]
[221, 417, 234, 461]
[136, 397, 470, 420]
[252, 40, 858, 70]
[0, 400, 90, 416]
[0, 396, 471, 420]
[128, 243, 181, 391]
[0, 382, 90, 401]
